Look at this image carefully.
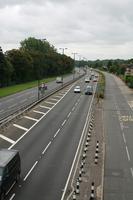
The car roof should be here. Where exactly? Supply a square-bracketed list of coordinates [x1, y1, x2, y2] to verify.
[0, 149, 18, 167]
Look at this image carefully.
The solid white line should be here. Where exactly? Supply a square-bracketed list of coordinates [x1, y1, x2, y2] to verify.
[67, 112, 72, 118]
[45, 101, 55, 105]
[9, 193, 15, 200]
[130, 168, 133, 177]
[62, 119, 67, 126]
[54, 129, 60, 138]
[42, 141, 52, 154]
[126, 146, 130, 161]
[0, 134, 15, 144]
[122, 132, 126, 144]
[8, 84, 74, 150]
[23, 161, 38, 181]
[24, 116, 38, 122]
[39, 105, 51, 109]
[33, 110, 45, 114]
[13, 124, 28, 131]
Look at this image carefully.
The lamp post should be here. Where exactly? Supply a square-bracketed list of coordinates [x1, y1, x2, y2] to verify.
[72, 52, 78, 80]
[59, 48, 67, 86]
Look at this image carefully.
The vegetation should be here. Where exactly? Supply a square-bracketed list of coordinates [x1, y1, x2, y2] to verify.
[0, 37, 74, 88]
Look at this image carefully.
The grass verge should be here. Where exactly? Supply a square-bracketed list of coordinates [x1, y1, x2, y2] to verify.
[0, 77, 55, 98]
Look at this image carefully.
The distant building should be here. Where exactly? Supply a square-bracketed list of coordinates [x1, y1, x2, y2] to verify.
[125, 65, 133, 76]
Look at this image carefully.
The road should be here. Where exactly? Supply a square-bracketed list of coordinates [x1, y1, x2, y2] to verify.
[0, 72, 82, 121]
[104, 73, 133, 200]
[0, 76, 97, 200]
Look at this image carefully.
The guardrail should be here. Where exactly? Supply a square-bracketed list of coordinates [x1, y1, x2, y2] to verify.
[0, 74, 85, 129]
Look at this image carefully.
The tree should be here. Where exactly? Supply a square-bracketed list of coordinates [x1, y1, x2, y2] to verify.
[0, 47, 14, 87]
[6, 49, 33, 83]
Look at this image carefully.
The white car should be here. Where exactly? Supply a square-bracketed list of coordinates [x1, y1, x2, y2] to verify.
[74, 86, 81, 93]
[85, 77, 90, 83]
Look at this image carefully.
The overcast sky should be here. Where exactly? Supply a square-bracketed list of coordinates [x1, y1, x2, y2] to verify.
[0, 0, 133, 60]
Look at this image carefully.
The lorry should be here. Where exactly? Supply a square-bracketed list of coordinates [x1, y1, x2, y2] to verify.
[0, 149, 21, 200]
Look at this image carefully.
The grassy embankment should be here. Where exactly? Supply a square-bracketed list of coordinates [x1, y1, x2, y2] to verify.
[96, 71, 105, 99]
[0, 77, 55, 98]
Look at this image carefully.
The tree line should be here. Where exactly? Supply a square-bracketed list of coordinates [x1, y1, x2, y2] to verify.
[0, 37, 74, 87]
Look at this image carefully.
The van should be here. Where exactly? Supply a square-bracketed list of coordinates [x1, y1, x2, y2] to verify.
[0, 149, 21, 200]
[56, 77, 63, 83]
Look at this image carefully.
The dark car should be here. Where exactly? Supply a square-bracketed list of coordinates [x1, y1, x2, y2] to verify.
[85, 85, 93, 95]
[0, 149, 21, 200]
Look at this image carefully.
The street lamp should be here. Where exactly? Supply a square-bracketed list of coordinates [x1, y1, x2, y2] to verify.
[59, 48, 68, 86]
[59, 47, 67, 54]
[72, 52, 78, 80]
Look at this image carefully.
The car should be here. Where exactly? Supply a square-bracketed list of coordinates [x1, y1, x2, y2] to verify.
[93, 78, 97, 82]
[74, 86, 81, 93]
[84, 85, 93, 95]
[0, 149, 21, 200]
[85, 77, 90, 83]
[56, 77, 63, 83]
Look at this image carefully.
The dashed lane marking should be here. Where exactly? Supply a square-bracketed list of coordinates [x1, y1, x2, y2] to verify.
[126, 146, 130, 161]
[33, 110, 46, 114]
[9, 193, 15, 200]
[130, 168, 133, 177]
[23, 161, 38, 181]
[62, 119, 67, 126]
[0, 134, 15, 144]
[128, 101, 133, 110]
[39, 105, 51, 109]
[13, 124, 28, 131]
[44, 101, 55, 105]
[122, 132, 126, 144]
[42, 141, 52, 154]
[24, 116, 38, 122]
[54, 129, 60, 138]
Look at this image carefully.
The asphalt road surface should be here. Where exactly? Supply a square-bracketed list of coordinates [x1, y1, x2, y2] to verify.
[104, 73, 133, 200]
[0, 72, 82, 121]
[1, 76, 97, 200]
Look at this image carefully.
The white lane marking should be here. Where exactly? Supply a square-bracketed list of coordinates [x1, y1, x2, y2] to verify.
[33, 110, 45, 114]
[13, 124, 28, 131]
[126, 146, 130, 161]
[50, 98, 59, 101]
[122, 132, 126, 144]
[130, 168, 133, 177]
[75, 102, 78, 106]
[23, 161, 38, 181]
[72, 107, 75, 111]
[0, 134, 15, 144]
[42, 141, 52, 154]
[9, 193, 15, 200]
[62, 119, 67, 126]
[61, 82, 98, 200]
[8, 103, 17, 109]
[8, 84, 74, 150]
[39, 105, 51, 109]
[128, 101, 133, 110]
[45, 101, 55, 105]
[54, 95, 62, 98]
[54, 129, 60, 138]
[6, 182, 16, 195]
[67, 112, 72, 118]
[24, 116, 38, 122]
